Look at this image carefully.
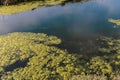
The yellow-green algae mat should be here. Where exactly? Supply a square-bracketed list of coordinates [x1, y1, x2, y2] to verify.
[0, 0, 65, 15]
[108, 18, 120, 28]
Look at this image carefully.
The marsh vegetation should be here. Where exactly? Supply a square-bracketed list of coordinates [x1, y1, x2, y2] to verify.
[0, 0, 120, 80]
[0, 0, 89, 14]
[0, 27, 120, 80]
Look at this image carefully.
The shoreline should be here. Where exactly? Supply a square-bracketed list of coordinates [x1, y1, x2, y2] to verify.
[0, 0, 65, 15]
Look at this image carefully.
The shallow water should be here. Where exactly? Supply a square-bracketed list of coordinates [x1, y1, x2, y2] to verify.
[0, 0, 120, 53]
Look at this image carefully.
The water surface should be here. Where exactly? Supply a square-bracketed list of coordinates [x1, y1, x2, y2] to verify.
[0, 0, 120, 53]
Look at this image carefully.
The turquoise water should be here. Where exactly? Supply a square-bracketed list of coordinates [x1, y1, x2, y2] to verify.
[0, 0, 120, 52]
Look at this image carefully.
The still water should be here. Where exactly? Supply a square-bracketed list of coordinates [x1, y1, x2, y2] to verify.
[0, 0, 120, 53]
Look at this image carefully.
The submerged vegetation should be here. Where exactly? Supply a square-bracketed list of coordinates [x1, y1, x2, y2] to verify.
[0, 32, 80, 80]
[0, 31, 120, 80]
[0, 0, 120, 78]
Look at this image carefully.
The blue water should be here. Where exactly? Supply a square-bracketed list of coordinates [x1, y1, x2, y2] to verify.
[0, 0, 120, 52]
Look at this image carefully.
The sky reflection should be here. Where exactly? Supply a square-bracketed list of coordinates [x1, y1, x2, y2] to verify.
[0, 0, 120, 38]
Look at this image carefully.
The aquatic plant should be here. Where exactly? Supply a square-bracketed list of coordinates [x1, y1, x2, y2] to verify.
[0, 0, 89, 15]
[108, 18, 120, 28]
[0, 32, 119, 80]
[0, 32, 82, 80]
